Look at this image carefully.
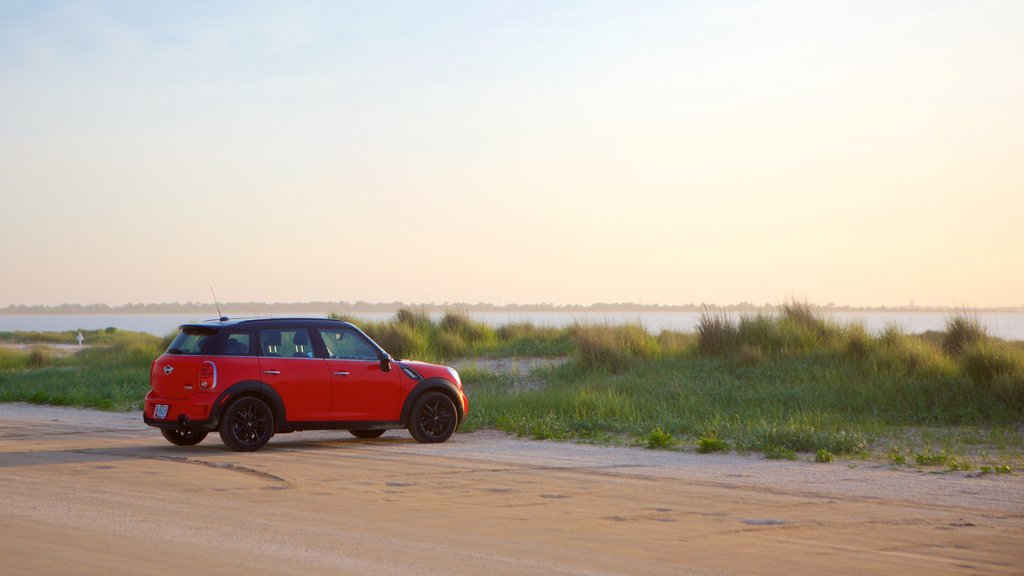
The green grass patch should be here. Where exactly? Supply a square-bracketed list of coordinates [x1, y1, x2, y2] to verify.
[0, 330, 162, 412]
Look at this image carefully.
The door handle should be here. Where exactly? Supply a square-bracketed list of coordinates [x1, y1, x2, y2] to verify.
[263, 370, 281, 376]
[333, 371, 350, 377]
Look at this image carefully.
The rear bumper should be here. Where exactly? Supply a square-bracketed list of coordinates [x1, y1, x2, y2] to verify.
[144, 392, 218, 431]
[143, 412, 218, 431]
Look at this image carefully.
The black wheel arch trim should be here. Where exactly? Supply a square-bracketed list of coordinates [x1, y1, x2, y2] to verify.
[399, 378, 464, 427]
[213, 380, 287, 432]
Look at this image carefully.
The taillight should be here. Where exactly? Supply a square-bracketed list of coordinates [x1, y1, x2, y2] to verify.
[198, 361, 217, 391]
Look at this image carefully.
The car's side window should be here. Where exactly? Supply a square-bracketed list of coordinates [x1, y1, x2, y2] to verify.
[319, 328, 378, 361]
[259, 329, 316, 358]
[221, 332, 251, 356]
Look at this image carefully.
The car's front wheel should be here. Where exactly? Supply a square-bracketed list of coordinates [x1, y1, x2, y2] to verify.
[160, 427, 208, 446]
[408, 392, 457, 443]
[219, 397, 274, 451]
[349, 429, 386, 439]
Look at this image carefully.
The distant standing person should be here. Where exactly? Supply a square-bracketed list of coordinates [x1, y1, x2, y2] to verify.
[76, 331, 84, 347]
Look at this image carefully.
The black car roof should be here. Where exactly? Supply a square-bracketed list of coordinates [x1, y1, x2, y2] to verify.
[179, 317, 357, 331]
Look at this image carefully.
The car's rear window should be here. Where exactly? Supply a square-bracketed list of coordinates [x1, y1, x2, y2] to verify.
[166, 328, 215, 355]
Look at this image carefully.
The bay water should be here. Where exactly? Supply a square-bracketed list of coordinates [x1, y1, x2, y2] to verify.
[2, 311, 1023, 341]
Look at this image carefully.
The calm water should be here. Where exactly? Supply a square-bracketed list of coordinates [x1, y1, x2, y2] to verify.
[2, 311, 1023, 341]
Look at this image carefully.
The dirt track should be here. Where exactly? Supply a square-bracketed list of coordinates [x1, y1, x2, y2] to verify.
[1, 403, 1021, 575]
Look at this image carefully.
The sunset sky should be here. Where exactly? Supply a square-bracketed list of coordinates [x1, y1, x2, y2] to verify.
[1, 1, 1021, 308]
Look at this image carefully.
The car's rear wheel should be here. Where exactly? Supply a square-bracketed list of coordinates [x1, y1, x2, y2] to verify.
[408, 392, 457, 443]
[349, 429, 386, 439]
[160, 427, 208, 446]
[219, 397, 274, 452]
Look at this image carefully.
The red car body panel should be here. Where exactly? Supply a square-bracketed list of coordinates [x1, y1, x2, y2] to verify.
[326, 358, 402, 421]
[259, 357, 333, 421]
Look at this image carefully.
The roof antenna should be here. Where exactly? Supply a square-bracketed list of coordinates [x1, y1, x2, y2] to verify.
[211, 287, 227, 322]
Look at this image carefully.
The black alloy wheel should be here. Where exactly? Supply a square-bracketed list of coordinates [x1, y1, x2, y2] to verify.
[160, 427, 209, 446]
[219, 397, 274, 452]
[408, 392, 457, 443]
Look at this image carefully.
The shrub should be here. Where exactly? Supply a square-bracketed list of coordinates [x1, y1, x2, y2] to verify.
[943, 313, 987, 357]
[696, 310, 739, 355]
[815, 449, 833, 463]
[492, 323, 572, 357]
[0, 347, 28, 370]
[960, 341, 1024, 404]
[872, 329, 953, 376]
[572, 323, 658, 373]
[656, 330, 693, 354]
[960, 341, 1024, 385]
[841, 323, 873, 360]
[646, 427, 675, 449]
[617, 324, 659, 359]
[780, 299, 820, 328]
[26, 346, 52, 368]
[395, 308, 433, 330]
[497, 322, 537, 341]
[573, 325, 627, 371]
[439, 310, 495, 345]
[439, 309, 472, 334]
[436, 332, 466, 359]
[372, 322, 429, 360]
[697, 435, 729, 454]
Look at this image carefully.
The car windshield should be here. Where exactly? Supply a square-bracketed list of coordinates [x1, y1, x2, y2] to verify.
[166, 328, 214, 355]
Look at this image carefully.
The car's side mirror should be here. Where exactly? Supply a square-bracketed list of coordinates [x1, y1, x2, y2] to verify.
[380, 356, 392, 372]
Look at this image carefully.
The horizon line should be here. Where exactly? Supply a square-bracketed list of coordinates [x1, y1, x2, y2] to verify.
[3, 300, 1023, 314]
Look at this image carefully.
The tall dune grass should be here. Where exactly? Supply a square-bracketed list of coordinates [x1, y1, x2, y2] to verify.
[470, 305, 1024, 456]
[571, 323, 659, 372]
[2, 307, 1022, 458]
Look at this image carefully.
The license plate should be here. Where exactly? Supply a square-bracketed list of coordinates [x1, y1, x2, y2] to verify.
[154, 404, 169, 419]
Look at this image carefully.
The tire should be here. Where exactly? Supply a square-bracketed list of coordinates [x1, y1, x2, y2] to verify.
[408, 392, 457, 443]
[219, 396, 275, 452]
[160, 427, 208, 446]
[349, 429, 386, 439]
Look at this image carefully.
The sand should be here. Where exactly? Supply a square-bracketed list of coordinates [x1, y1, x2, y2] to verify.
[0, 403, 1021, 575]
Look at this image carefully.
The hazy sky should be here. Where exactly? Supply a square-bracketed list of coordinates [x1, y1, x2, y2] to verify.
[1, 0, 1021, 308]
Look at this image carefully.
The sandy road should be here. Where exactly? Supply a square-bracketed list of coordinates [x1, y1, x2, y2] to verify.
[0, 404, 1021, 575]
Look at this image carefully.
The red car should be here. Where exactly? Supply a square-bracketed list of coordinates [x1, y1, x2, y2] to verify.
[144, 317, 468, 451]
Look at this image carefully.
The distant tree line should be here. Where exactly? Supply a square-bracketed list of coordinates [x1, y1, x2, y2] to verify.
[2, 301, 1022, 315]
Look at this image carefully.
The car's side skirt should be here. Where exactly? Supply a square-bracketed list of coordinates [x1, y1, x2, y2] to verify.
[276, 420, 402, 433]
